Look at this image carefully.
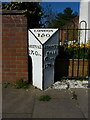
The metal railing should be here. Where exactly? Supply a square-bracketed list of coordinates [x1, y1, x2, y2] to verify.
[56, 21, 90, 80]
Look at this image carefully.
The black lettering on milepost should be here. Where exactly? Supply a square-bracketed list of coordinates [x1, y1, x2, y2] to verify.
[35, 51, 39, 56]
[29, 50, 41, 56]
[30, 50, 34, 55]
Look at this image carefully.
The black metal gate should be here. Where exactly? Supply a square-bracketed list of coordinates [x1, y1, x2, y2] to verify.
[55, 21, 90, 81]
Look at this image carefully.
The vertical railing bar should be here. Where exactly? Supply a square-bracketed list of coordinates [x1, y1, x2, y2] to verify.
[73, 22, 76, 78]
[77, 30, 80, 77]
[77, 23, 81, 77]
[71, 21, 75, 78]
[66, 26, 69, 79]
[83, 21, 87, 77]
[72, 29, 74, 78]
[67, 26, 68, 42]
[60, 30, 63, 45]
[60, 29, 62, 45]
[62, 29, 64, 45]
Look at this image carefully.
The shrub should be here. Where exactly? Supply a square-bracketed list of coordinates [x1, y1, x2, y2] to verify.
[59, 42, 90, 59]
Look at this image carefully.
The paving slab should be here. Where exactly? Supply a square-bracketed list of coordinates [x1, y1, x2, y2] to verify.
[2, 86, 88, 119]
[2, 88, 35, 118]
[32, 91, 85, 118]
[71, 88, 88, 118]
[41, 89, 72, 99]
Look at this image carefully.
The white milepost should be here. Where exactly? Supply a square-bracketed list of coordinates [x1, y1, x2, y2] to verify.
[79, 0, 90, 43]
[28, 29, 59, 90]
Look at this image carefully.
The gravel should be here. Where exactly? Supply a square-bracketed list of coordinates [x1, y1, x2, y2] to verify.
[49, 80, 88, 90]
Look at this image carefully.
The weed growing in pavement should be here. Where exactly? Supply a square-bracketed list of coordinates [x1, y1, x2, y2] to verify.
[3, 82, 10, 88]
[71, 91, 77, 100]
[38, 95, 51, 101]
[66, 82, 70, 90]
[15, 78, 29, 89]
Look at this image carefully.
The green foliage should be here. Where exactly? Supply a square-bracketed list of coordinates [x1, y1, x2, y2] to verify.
[59, 45, 89, 59]
[62, 76, 67, 80]
[67, 47, 88, 59]
[41, 4, 57, 28]
[38, 95, 51, 101]
[2, 2, 43, 28]
[15, 78, 29, 89]
[75, 76, 88, 80]
[44, 7, 78, 28]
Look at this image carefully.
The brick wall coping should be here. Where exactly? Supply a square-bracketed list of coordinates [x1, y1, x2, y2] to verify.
[1, 10, 24, 15]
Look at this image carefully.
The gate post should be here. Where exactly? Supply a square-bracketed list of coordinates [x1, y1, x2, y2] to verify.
[79, 0, 90, 43]
[88, 48, 90, 87]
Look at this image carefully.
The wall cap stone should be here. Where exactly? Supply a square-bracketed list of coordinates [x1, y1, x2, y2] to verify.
[1, 10, 24, 15]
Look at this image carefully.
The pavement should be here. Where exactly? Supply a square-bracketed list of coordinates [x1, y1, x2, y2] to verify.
[1, 84, 88, 119]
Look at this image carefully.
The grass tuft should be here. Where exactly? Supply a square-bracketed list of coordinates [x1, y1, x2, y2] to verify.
[15, 78, 29, 89]
[38, 95, 51, 101]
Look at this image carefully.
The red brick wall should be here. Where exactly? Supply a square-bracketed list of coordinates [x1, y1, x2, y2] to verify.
[0, 12, 2, 84]
[2, 10, 28, 83]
